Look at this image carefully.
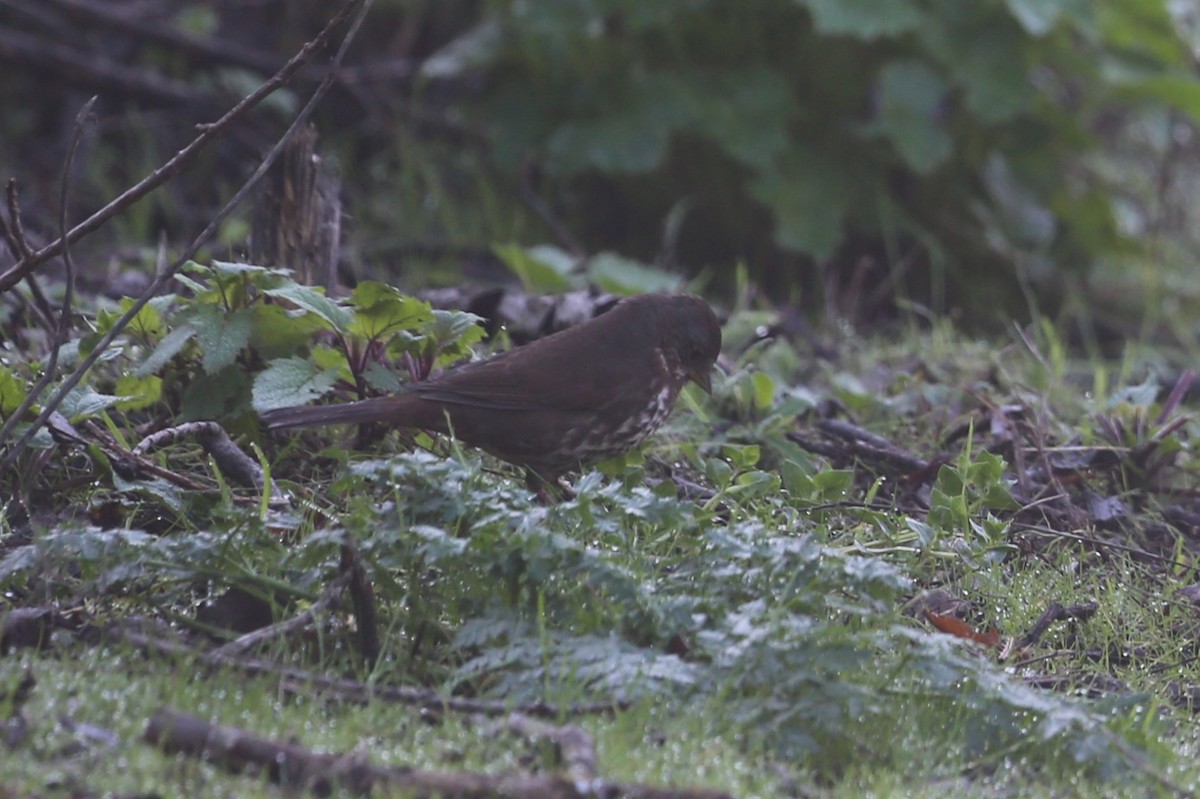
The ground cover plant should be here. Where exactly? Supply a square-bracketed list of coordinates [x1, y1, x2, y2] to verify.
[3, 258, 1200, 796]
[4, 2, 1200, 798]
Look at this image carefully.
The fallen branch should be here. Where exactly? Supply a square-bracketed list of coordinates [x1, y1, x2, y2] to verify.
[143, 707, 731, 799]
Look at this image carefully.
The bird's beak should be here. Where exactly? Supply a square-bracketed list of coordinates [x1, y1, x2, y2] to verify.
[688, 368, 713, 395]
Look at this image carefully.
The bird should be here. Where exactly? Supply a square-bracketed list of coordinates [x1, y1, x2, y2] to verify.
[261, 293, 722, 492]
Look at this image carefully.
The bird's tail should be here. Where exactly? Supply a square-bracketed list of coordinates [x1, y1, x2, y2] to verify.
[260, 396, 406, 429]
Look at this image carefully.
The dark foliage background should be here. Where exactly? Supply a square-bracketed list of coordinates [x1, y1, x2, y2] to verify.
[1, 0, 1199, 322]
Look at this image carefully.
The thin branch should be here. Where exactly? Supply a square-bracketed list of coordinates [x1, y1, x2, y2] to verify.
[0, 97, 95, 450]
[211, 572, 352, 658]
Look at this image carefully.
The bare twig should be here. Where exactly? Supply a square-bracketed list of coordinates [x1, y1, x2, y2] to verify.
[1014, 601, 1098, 650]
[340, 538, 381, 667]
[0, 98, 95, 450]
[212, 572, 352, 658]
[4, 179, 32, 258]
[81, 420, 216, 492]
[0, 0, 371, 472]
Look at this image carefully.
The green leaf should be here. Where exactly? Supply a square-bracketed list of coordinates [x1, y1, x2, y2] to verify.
[248, 302, 327, 359]
[0, 371, 33, 423]
[734, 470, 781, 497]
[676, 68, 791, 170]
[192, 305, 254, 375]
[751, 372, 775, 412]
[0, 366, 26, 415]
[134, 323, 196, 378]
[421, 309, 487, 366]
[1097, 0, 1186, 66]
[493, 243, 576, 292]
[252, 356, 341, 412]
[706, 457, 734, 488]
[114, 375, 163, 411]
[348, 282, 432, 342]
[264, 284, 354, 334]
[420, 17, 502, 79]
[545, 73, 697, 175]
[1114, 74, 1200, 129]
[97, 298, 163, 338]
[586, 253, 680, 295]
[797, 0, 925, 40]
[748, 146, 861, 258]
[363, 361, 404, 393]
[722, 444, 761, 470]
[58, 387, 128, 420]
[180, 366, 251, 421]
[1004, 0, 1090, 36]
[864, 61, 952, 173]
[812, 469, 855, 496]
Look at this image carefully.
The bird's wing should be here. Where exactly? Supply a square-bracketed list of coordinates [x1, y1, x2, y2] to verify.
[413, 316, 655, 412]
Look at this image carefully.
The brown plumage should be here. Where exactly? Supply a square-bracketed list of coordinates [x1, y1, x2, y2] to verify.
[261, 293, 721, 484]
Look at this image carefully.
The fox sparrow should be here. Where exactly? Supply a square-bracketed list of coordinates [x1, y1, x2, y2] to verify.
[261, 293, 721, 487]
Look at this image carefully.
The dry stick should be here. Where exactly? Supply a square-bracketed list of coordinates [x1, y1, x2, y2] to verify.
[212, 572, 352, 658]
[0, 98, 96, 452]
[0, 183, 58, 338]
[143, 707, 731, 799]
[505, 713, 599, 783]
[0, 0, 364, 295]
[340, 538, 381, 667]
[2, 180, 59, 327]
[80, 420, 216, 493]
[3, 179, 33, 259]
[0, 0, 371, 473]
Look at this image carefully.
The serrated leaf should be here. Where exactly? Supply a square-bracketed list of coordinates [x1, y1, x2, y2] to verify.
[348, 282, 432, 341]
[193, 305, 254, 375]
[180, 366, 251, 421]
[209, 259, 281, 277]
[97, 298, 163, 338]
[423, 309, 486, 366]
[362, 360, 404, 393]
[248, 302, 326, 359]
[134, 323, 196, 377]
[58, 387, 128, 420]
[252, 356, 341, 412]
[264, 284, 354, 333]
